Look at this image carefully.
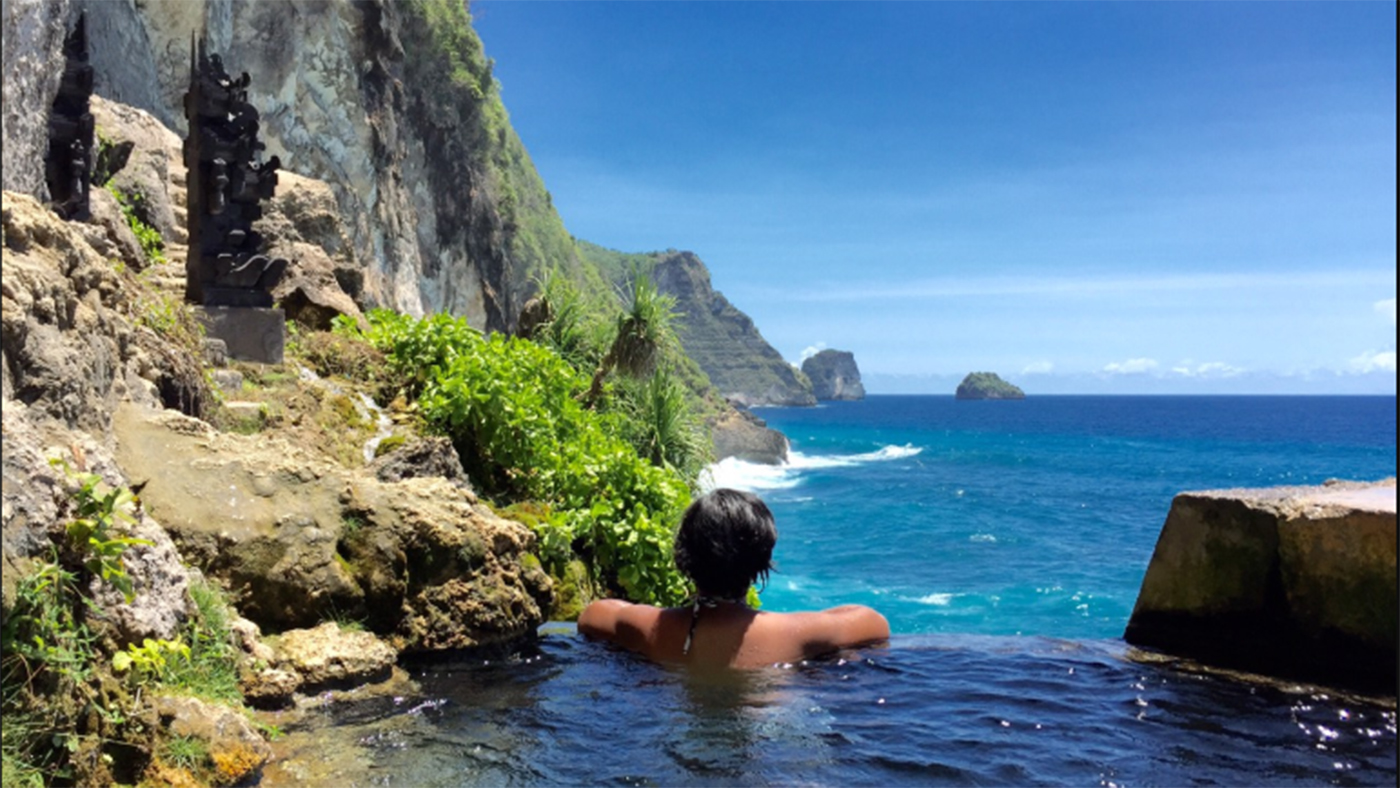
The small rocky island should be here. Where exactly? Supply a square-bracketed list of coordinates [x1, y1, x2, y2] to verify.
[801, 349, 866, 401]
[955, 371, 1025, 400]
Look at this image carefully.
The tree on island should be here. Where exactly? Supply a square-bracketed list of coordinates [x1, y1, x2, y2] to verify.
[955, 371, 1025, 400]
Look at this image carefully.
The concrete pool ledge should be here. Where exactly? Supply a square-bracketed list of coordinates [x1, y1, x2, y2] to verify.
[1125, 478, 1397, 695]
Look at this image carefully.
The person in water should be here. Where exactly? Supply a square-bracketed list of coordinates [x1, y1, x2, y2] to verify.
[579, 488, 890, 668]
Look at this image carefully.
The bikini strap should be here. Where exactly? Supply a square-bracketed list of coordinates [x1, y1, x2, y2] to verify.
[681, 595, 746, 656]
[682, 599, 702, 655]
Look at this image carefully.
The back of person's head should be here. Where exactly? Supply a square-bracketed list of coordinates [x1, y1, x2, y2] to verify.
[673, 488, 777, 600]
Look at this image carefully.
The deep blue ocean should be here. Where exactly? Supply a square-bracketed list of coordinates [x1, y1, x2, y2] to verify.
[265, 396, 1397, 788]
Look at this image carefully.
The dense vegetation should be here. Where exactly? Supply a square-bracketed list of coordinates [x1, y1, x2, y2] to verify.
[2, 465, 249, 788]
[340, 271, 712, 608]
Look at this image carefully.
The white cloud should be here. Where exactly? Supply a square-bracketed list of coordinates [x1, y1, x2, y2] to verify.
[797, 343, 827, 364]
[1169, 361, 1245, 378]
[1377, 298, 1397, 327]
[1348, 350, 1397, 374]
[1021, 360, 1054, 375]
[1102, 357, 1158, 375]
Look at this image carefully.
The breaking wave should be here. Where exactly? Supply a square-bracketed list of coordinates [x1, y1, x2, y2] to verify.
[700, 444, 923, 493]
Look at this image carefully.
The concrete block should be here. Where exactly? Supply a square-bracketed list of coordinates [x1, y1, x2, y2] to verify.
[1125, 479, 1396, 694]
[196, 306, 285, 364]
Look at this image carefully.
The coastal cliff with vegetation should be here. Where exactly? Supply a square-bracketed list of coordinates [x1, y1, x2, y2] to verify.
[0, 1, 798, 783]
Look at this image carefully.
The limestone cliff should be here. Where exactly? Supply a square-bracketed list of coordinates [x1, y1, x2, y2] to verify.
[6, 0, 578, 332]
[648, 251, 815, 407]
[802, 349, 866, 401]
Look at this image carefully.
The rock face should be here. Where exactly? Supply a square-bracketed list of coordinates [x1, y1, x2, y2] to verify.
[955, 371, 1025, 400]
[710, 407, 789, 465]
[802, 349, 865, 401]
[651, 251, 815, 407]
[1, 0, 71, 200]
[1124, 479, 1397, 694]
[2, 190, 207, 628]
[63, 0, 580, 332]
[111, 404, 552, 651]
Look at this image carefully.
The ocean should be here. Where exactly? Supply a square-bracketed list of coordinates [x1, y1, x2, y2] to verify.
[711, 395, 1398, 640]
[264, 395, 1397, 787]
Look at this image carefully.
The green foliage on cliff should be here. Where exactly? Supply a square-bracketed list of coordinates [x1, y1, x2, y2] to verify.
[399, 0, 588, 328]
[352, 309, 697, 606]
[1, 468, 245, 787]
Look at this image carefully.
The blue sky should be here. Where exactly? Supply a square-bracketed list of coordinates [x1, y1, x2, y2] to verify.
[474, 1, 1396, 394]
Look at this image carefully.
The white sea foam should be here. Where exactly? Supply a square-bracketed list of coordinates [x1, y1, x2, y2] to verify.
[700, 444, 923, 493]
[700, 457, 802, 492]
[705, 445, 917, 490]
[914, 592, 959, 606]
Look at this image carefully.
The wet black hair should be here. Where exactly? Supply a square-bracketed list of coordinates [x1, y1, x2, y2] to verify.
[673, 488, 777, 600]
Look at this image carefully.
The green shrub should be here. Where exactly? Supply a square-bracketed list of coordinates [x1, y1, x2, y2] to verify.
[355, 310, 694, 605]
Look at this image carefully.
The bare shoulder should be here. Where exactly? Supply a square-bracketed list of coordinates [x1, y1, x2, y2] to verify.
[762, 604, 890, 659]
[578, 599, 667, 654]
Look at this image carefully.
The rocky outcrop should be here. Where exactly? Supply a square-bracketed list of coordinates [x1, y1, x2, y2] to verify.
[2, 191, 208, 628]
[650, 251, 815, 407]
[710, 407, 789, 465]
[150, 695, 272, 786]
[1125, 479, 1397, 694]
[1, 0, 71, 200]
[272, 622, 397, 691]
[59, 0, 580, 331]
[111, 404, 552, 650]
[955, 371, 1025, 400]
[802, 349, 865, 401]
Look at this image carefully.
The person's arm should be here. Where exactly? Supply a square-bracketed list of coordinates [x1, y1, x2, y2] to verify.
[798, 604, 890, 658]
[578, 599, 659, 655]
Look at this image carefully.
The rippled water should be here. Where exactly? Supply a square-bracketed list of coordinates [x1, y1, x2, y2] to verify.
[264, 628, 1396, 787]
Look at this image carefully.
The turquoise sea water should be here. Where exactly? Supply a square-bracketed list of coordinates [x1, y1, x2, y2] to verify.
[710, 395, 1398, 640]
[267, 395, 1398, 787]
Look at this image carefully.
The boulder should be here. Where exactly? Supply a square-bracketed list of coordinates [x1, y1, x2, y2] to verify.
[802, 349, 866, 401]
[111, 403, 553, 651]
[88, 512, 193, 645]
[1125, 478, 1397, 693]
[711, 406, 789, 465]
[89, 95, 184, 243]
[368, 435, 471, 489]
[271, 621, 396, 691]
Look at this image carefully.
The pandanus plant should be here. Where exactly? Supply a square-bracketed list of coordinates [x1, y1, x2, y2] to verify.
[583, 274, 678, 408]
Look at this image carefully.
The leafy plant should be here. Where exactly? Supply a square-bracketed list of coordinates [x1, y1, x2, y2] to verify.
[358, 310, 695, 605]
[112, 638, 190, 685]
[106, 185, 165, 264]
[584, 272, 678, 407]
[53, 459, 152, 603]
